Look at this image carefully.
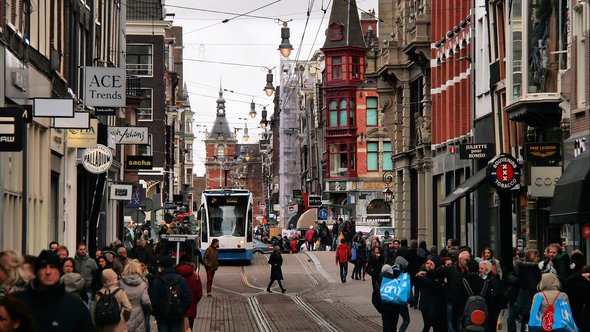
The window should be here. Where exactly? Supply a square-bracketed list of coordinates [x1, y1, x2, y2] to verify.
[351, 57, 361, 79]
[329, 101, 338, 126]
[367, 142, 378, 171]
[138, 88, 153, 121]
[127, 44, 153, 76]
[367, 97, 378, 126]
[217, 145, 225, 158]
[574, 6, 586, 106]
[383, 142, 393, 170]
[329, 142, 355, 177]
[185, 144, 193, 162]
[332, 57, 342, 80]
[510, 0, 523, 99]
[138, 134, 152, 156]
[328, 99, 354, 127]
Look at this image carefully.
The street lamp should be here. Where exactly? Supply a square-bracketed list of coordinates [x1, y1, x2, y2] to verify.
[249, 99, 257, 118]
[382, 171, 394, 203]
[264, 69, 275, 96]
[278, 21, 294, 58]
[259, 106, 268, 129]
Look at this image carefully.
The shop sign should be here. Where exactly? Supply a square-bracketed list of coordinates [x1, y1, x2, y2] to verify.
[459, 143, 494, 159]
[487, 154, 521, 190]
[110, 184, 132, 200]
[308, 195, 322, 207]
[0, 108, 24, 151]
[526, 143, 561, 162]
[66, 119, 98, 148]
[528, 166, 561, 197]
[82, 144, 112, 174]
[84, 67, 126, 107]
[366, 215, 392, 226]
[108, 126, 148, 144]
[126, 155, 153, 169]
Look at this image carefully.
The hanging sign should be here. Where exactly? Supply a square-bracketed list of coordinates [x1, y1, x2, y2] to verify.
[108, 126, 149, 144]
[82, 144, 113, 174]
[487, 154, 521, 190]
[66, 118, 99, 148]
[84, 67, 126, 107]
[0, 108, 24, 151]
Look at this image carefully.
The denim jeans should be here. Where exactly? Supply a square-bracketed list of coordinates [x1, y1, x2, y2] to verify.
[339, 262, 348, 282]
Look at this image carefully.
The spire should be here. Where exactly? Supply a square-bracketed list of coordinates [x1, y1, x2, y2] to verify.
[209, 85, 233, 140]
[322, 0, 367, 49]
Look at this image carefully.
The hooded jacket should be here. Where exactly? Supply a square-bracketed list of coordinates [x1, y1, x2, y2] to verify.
[61, 272, 85, 297]
[95, 268, 132, 332]
[175, 263, 203, 319]
[534, 272, 571, 314]
[74, 253, 98, 289]
[118, 274, 151, 332]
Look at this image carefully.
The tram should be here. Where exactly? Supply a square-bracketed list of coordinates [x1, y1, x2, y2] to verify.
[197, 189, 254, 261]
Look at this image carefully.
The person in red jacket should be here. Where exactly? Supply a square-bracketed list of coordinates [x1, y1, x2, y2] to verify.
[335, 239, 352, 283]
[305, 226, 317, 251]
[175, 260, 203, 330]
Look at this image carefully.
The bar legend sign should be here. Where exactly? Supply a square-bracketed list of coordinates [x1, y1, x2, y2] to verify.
[459, 143, 494, 160]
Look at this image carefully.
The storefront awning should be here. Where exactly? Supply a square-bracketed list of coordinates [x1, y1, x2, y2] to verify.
[550, 150, 590, 225]
[439, 168, 487, 207]
[296, 208, 318, 229]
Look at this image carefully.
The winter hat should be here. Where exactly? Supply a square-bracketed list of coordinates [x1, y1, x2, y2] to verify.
[159, 256, 174, 269]
[381, 264, 394, 278]
[426, 255, 439, 268]
[101, 268, 118, 287]
[35, 250, 62, 274]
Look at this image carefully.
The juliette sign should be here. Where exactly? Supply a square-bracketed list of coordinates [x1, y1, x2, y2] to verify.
[459, 143, 494, 159]
[487, 154, 521, 190]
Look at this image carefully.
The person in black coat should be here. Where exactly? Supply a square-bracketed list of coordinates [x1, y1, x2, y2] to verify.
[14, 250, 94, 332]
[415, 256, 446, 332]
[266, 246, 286, 293]
[513, 249, 542, 332]
[563, 264, 590, 332]
[366, 243, 385, 288]
[148, 256, 192, 331]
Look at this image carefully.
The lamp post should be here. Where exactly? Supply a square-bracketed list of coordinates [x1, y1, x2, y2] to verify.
[382, 171, 394, 203]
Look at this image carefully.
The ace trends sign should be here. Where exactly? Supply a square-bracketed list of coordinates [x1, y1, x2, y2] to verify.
[84, 67, 126, 107]
[487, 154, 521, 190]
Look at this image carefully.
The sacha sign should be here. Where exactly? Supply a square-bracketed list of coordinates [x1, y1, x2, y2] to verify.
[487, 154, 521, 190]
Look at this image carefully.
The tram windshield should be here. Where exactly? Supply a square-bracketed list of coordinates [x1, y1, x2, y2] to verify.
[206, 195, 248, 237]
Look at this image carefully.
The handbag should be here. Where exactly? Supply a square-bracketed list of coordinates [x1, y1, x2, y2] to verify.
[379, 272, 411, 305]
[528, 291, 579, 332]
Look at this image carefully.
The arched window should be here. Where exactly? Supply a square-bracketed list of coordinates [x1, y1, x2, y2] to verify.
[216, 145, 225, 158]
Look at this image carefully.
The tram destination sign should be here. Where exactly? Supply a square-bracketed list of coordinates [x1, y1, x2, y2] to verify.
[459, 143, 494, 160]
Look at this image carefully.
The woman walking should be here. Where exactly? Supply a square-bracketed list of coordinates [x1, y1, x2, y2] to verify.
[266, 246, 286, 293]
[203, 239, 220, 296]
[118, 260, 151, 332]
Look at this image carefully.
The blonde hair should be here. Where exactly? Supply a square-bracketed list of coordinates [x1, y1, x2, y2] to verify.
[0, 250, 30, 289]
[479, 260, 493, 274]
[122, 259, 143, 277]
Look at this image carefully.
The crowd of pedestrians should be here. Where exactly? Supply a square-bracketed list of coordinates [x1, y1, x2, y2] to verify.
[0, 231, 207, 332]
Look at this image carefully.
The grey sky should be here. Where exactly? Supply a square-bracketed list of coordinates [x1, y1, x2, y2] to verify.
[166, 0, 378, 175]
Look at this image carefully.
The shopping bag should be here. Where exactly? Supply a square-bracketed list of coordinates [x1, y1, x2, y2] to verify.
[379, 272, 411, 305]
[528, 292, 579, 332]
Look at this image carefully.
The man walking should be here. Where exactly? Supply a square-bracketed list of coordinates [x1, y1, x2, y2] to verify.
[15, 250, 94, 331]
[335, 239, 352, 283]
[149, 256, 192, 332]
[73, 243, 97, 304]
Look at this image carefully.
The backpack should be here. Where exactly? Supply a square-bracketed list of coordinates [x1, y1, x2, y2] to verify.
[158, 275, 185, 321]
[462, 278, 489, 330]
[541, 291, 558, 331]
[95, 288, 121, 325]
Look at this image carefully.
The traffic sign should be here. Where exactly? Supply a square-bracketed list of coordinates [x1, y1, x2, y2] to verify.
[318, 209, 328, 220]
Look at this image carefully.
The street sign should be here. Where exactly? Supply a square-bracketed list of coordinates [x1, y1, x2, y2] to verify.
[318, 209, 328, 220]
[0, 108, 24, 151]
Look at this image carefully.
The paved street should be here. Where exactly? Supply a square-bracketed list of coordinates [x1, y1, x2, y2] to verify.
[191, 250, 424, 332]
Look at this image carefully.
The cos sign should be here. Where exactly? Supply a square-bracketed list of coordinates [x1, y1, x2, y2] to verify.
[529, 166, 561, 198]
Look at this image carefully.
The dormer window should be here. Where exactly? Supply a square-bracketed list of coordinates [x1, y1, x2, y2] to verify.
[332, 57, 342, 80]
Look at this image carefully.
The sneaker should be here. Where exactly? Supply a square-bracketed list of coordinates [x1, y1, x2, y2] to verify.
[207, 293, 212, 297]
[266, 289, 272, 293]
[281, 289, 286, 293]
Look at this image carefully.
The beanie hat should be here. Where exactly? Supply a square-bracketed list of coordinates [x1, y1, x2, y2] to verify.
[381, 264, 393, 275]
[426, 255, 439, 268]
[35, 250, 62, 274]
[159, 256, 174, 268]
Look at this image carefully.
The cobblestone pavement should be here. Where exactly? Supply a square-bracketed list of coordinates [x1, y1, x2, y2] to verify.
[150, 250, 511, 331]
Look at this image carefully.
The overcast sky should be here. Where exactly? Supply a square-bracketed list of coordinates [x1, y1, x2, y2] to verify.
[165, 0, 378, 175]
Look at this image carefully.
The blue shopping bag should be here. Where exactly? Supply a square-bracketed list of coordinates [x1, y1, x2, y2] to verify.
[380, 272, 411, 305]
[528, 291, 579, 332]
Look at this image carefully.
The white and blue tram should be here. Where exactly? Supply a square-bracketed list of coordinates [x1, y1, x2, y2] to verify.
[197, 189, 254, 261]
